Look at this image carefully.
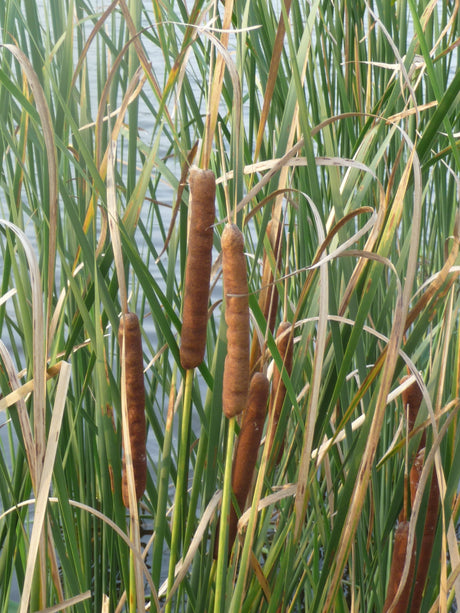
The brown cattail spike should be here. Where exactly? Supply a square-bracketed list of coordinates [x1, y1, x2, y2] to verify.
[410, 457, 440, 612]
[221, 224, 250, 418]
[401, 374, 424, 435]
[383, 521, 416, 612]
[180, 168, 216, 369]
[119, 312, 147, 506]
[214, 372, 269, 559]
[409, 448, 425, 509]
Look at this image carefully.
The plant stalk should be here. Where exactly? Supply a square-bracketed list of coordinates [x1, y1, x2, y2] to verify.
[214, 417, 236, 613]
[165, 367, 194, 612]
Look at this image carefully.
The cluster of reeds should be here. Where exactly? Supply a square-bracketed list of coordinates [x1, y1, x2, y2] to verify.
[0, 0, 459, 611]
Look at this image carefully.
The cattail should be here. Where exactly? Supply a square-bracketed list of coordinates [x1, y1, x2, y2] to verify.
[383, 521, 416, 613]
[250, 219, 283, 373]
[119, 312, 147, 506]
[214, 372, 269, 558]
[410, 459, 440, 612]
[221, 223, 250, 418]
[391, 375, 440, 612]
[409, 448, 425, 508]
[401, 375, 424, 447]
[267, 321, 293, 467]
[180, 168, 216, 370]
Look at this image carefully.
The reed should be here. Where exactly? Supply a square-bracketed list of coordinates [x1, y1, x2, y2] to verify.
[267, 321, 293, 469]
[249, 218, 283, 374]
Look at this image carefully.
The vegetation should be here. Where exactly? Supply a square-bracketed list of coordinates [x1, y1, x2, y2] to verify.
[0, 0, 459, 611]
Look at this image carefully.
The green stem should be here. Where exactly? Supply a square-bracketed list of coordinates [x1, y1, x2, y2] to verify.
[152, 366, 177, 588]
[165, 368, 194, 612]
[214, 417, 236, 613]
[127, 0, 140, 200]
[129, 522, 136, 613]
[229, 413, 271, 613]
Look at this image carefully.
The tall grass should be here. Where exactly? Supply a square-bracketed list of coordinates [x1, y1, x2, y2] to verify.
[0, 0, 459, 611]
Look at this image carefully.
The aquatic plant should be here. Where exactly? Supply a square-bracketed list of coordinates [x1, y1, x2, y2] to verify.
[0, 0, 459, 611]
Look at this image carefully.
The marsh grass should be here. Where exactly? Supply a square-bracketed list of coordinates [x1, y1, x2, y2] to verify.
[0, 0, 459, 611]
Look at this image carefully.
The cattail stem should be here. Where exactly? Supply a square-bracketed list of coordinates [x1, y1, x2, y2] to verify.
[165, 368, 194, 613]
[214, 417, 236, 613]
[151, 366, 177, 588]
[128, 523, 136, 613]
